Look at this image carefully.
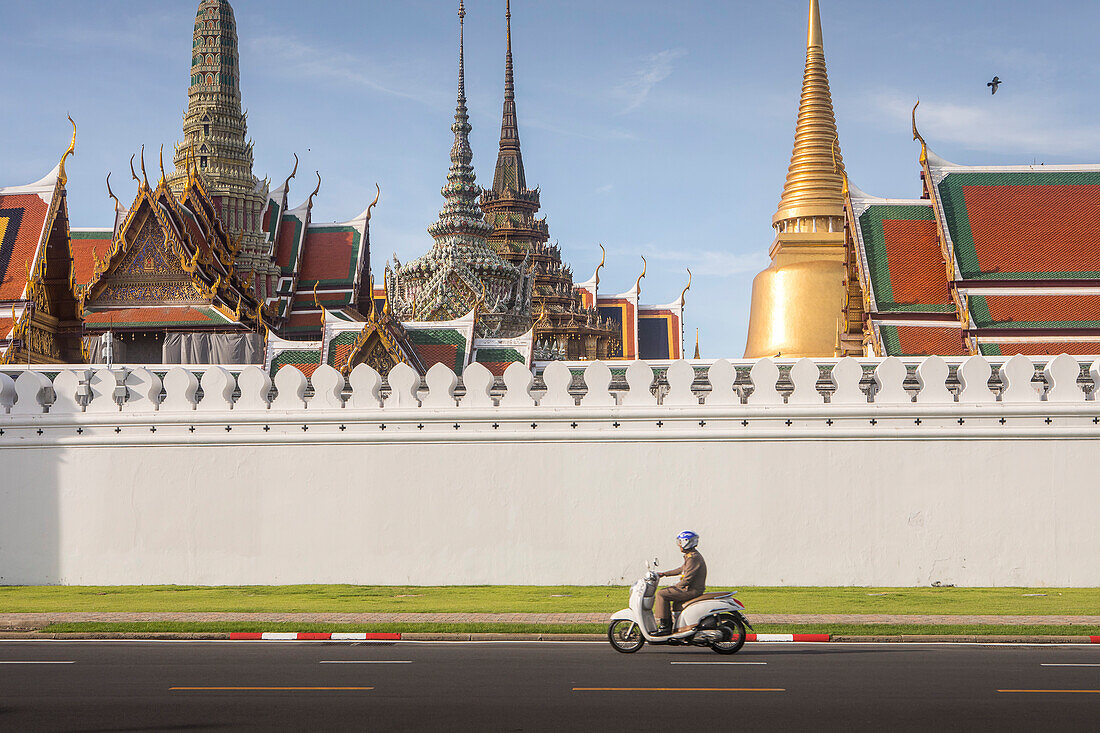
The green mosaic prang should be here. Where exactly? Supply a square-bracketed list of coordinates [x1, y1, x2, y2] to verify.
[856, 204, 953, 312]
[936, 171, 1100, 280]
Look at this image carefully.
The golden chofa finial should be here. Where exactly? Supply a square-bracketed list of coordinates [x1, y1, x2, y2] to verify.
[105, 172, 121, 211]
[912, 100, 928, 165]
[366, 183, 381, 221]
[158, 144, 167, 186]
[139, 145, 149, 189]
[59, 115, 77, 186]
[679, 268, 692, 307]
[595, 243, 606, 290]
[634, 255, 647, 294]
[306, 172, 322, 212]
[130, 154, 139, 183]
[282, 153, 299, 192]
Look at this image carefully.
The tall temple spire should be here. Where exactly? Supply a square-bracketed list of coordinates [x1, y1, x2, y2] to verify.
[772, 0, 844, 228]
[391, 0, 530, 335]
[745, 0, 850, 358]
[478, 0, 615, 359]
[428, 0, 491, 242]
[492, 0, 526, 193]
[168, 0, 271, 292]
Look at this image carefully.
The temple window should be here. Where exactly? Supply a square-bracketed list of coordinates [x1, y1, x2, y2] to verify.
[206, 73, 214, 85]
[204, 124, 210, 136]
[200, 157, 208, 169]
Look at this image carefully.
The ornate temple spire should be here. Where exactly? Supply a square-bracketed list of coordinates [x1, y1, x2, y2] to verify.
[390, 0, 529, 335]
[492, 0, 526, 194]
[745, 0, 851, 359]
[428, 0, 492, 241]
[772, 0, 845, 229]
[168, 0, 271, 291]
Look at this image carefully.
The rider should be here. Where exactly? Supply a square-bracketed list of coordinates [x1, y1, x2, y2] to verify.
[653, 530, 707, 636]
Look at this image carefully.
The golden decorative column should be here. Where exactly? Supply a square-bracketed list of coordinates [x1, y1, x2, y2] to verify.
[744, 0, 848, 358]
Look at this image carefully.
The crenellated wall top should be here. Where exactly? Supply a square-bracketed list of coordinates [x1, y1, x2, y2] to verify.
[2, 355, 1100, 446]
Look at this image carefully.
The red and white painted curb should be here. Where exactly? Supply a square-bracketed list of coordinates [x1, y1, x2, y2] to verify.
[747, 634, 830, 642]
[1093, 636, 1100, 644]
[229, 632, 401, 641]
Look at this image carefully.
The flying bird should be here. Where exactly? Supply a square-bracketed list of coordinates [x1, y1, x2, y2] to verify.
[987, 76, 1002, 95]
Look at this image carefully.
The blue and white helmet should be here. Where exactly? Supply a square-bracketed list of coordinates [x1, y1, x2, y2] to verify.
[677, 531, 699, 551]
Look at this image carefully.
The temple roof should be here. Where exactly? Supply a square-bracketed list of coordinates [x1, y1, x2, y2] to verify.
[849, 196, 954, 316]
[874, 323, 967, 357]
[927, 153, 1100, 281]
[69, 229, 116, 287]
[0, 163, 63, 303]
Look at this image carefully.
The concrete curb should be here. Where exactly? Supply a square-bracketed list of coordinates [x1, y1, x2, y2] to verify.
[1, 631, 1097, 643]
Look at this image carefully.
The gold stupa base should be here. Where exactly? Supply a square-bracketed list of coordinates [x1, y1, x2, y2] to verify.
[744, 235, 847, 359]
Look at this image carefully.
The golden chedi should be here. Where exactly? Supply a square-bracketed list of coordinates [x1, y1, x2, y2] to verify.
[744, 0, 847, 358]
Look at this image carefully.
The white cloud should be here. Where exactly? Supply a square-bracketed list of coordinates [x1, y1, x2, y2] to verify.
[246, 35, 443, 107]
[615, 49, 687, 114]
[870, 91, 1100, 159]
[616, 245, 767, 278]
[595, 183, 614, 194]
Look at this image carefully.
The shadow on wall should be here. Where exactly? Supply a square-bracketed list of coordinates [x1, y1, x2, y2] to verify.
[0, 370, 60, 586]
[0, 434, 59, 587]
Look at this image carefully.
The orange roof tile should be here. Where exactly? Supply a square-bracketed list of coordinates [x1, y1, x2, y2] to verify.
[0, 193, 49, 300]
[880, 218, 951, 307]
[69, 231, 113, 286]
[301, 229, 355, 283]
[879, 324, 968, 357]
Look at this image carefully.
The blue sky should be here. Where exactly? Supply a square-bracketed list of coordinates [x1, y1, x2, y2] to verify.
[3, 0, 1098, 356]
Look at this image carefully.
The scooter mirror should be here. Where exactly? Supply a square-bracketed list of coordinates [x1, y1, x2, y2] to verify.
[653, 557, 659, 567]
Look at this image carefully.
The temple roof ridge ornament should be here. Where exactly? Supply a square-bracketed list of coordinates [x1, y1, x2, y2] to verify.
[772, 0, 845, 227]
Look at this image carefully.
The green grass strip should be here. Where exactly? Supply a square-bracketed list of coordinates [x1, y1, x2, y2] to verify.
[34, 622, 1100, 637]
[3, 586, 1099, 615]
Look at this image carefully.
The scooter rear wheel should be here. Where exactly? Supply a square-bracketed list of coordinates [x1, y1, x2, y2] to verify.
[607, 620, 645, 653]
[711, 616, 747, 655]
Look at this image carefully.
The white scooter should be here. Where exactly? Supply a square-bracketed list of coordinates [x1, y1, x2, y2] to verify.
[607, 563, 751, 654]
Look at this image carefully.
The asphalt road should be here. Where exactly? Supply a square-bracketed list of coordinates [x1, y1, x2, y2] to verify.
[0, 641, 1097, 732]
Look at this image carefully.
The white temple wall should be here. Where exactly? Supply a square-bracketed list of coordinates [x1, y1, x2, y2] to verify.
[1, 355, 1098, 587]
[0, 436, 1094, 587]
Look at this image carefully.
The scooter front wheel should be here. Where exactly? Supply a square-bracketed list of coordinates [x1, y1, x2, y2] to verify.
[711, 616, 747, 655]
[607, 620, 645, 653]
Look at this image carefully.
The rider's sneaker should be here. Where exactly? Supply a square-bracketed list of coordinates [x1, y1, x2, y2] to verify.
[653, 623, 672, 636]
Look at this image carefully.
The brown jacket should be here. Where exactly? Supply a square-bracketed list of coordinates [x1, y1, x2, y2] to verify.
[665, 550, 706, 592]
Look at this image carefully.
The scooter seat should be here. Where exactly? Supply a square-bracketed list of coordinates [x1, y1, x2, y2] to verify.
[681, 592, 733, 609]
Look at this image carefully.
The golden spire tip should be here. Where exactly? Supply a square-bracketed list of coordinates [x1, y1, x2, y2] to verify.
[808, 0, 823, 48]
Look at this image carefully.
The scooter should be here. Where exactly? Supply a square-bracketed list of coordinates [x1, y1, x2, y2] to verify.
[607, 563, 752, 654]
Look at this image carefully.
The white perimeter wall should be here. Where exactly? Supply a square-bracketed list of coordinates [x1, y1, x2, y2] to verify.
[1, 436, 1094, 587]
